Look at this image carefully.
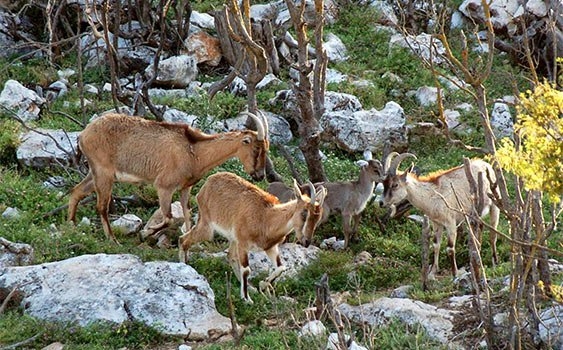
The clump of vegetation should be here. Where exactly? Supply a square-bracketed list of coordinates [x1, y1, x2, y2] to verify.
[496, 81, 563, 203]
[0, 119, 20, 164]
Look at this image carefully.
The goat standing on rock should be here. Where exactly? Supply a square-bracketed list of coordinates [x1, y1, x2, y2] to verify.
[68, 112, 269, 243]
[178, 171, 327, 303]
[380, 153, 500, 278]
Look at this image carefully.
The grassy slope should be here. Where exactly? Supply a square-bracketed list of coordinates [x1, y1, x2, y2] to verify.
[0, 3, 536, 350]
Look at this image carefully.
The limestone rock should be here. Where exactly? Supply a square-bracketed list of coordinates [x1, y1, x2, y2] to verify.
[0, 237, 34, 268]
[145, 55, 198, 88]
[338, 297, 455, 343]
[321, 101, 407, 154]
[0, 254, 232, 340]
[0, 80, 45, 122]
[16, 129, 79, 169]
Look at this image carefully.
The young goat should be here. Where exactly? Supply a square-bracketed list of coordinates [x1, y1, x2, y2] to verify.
[379, 153, 500, 277]
[267, 151, 384, 248]
[178, 171, 326, 303]
[68, 112, 269, 243]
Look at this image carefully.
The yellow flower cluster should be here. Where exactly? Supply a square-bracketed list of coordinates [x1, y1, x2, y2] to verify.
[496, 81, 563, 203]
[538, 280, 563, 304]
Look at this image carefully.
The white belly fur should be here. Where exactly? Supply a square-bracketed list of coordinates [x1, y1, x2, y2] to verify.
[115, 171, 145, 183]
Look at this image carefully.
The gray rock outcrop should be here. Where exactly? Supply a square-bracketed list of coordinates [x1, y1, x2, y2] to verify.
[338, 297, 455, 344]
[321, 101, 407, 154]
[144, 55, 198, 89]
[0, 80, 46, 122]
[0, 237, 34, 268]
[0, 254, 232, 340]
[16, 129, 79, 168]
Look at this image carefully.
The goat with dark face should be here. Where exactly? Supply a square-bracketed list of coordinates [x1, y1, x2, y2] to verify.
[178, 171, 326, 303]
[380, 153, 500, 278]
[267, 151, 385, 248]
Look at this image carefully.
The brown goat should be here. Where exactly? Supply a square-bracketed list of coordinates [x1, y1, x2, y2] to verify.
[68, 112, 269, 243]
[178, 171, 326, 303]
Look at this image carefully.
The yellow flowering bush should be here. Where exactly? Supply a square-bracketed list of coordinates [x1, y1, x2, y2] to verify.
[496, 81, 563, 203]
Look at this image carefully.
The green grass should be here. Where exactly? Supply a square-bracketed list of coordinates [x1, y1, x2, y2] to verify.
[0, 1, 557, 349]
[0, 311, 175, 350]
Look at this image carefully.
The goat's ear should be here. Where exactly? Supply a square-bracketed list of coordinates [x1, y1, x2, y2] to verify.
[400, 163, 415, 181]
[242, 136, 252, 144]
[356, 160, 368, 167]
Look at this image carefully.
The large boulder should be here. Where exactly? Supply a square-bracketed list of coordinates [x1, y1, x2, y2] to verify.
[320, 101, 407, 154]
[539, 305, 563, 349]
[144, 55, 198, 88]
[206, 243, 320, 281]
[0, 254, 232, 340]
[0, 80, 46, 122]
[185, 31, 222, 66]
[270, 90, 363, 123]
[338, 297, 455, 344]
[17, 129, 79, 169]
[80, 23, 156, 72]
[249, 243, 320, 279]
[389, 33, 447, 65]
[224, 111, 293, 145]
[459, 0, 523, 33]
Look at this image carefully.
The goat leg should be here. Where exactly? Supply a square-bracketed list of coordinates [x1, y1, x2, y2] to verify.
[147, 217, 171, 231]
[429, 224, 443, 279]
[259, 265, 288, 297]
[342, 213, 353, 248]
[93, 173, 120, 245]
[68, 171, 95, 223]
[179, 186, 193, 232]
[178, 220, 213, 263]
[149, 186, 175, 231]
[238, 251, 254, 304]
[350, 214, 361, 244]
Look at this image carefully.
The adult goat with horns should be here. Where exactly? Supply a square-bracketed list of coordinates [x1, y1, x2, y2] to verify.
[68, 112, 270, 243]
[379, 152, 500, 278]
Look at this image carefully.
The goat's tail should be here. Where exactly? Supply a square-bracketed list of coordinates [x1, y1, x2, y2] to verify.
[71, 138, 82, 167]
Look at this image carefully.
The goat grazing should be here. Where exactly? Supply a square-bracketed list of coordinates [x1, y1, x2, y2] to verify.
[267, 151, 384, 248]
[379, 153, 500, 277]
[178, 171, 326, 303]
[68, 112, 269, 243]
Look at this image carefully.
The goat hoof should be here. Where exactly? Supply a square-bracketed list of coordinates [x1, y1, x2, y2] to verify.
[148, 219, 169, 231]
[178, 249, 189, 264]
[259, 280, 275, 297]
[109, 236, 121, 245]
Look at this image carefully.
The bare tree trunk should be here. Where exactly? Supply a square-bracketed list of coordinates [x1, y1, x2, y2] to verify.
[213, 1, 283, 182]
[285, 0, 327, 183]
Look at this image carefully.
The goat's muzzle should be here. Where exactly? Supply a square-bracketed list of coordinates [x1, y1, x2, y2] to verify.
[251, 170, 266, 182]
[300, 238, 311, 248]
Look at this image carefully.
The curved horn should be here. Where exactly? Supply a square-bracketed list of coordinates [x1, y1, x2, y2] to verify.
[383, 151, 399, 174]
[388, 153, 417, 176]
[257, 110, 269, 140]
[315, 186, 327, 206]
[239, 111, 265, 141]
[307, 181, 316, 204]
[293, 178, 302, 198]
